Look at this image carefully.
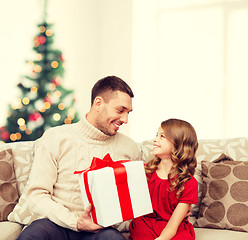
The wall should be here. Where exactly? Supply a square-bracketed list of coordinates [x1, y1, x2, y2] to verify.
[0, 0, 133, 136]
[130, 0, 248, 142]
[1, 0, 248, 143]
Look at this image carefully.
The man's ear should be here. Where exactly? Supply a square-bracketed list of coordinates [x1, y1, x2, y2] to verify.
[93, 96, 104, 111]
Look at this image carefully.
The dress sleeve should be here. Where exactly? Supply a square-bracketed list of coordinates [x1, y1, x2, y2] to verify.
[179, 176, 198, 205]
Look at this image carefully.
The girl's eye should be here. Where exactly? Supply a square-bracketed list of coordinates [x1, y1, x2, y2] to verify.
[160, 134, 165, 138]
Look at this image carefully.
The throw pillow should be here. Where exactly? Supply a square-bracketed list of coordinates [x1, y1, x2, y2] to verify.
[11, 141, 35, 195]
[193, 138, 248, 216]
[8, 187, 39, 225]
[7, 142, 39, 225]
[0, 149, 19, 221]
[194, 154, 248, 232]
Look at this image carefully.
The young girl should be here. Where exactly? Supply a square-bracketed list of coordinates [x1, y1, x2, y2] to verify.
[129, 118, 198, 240]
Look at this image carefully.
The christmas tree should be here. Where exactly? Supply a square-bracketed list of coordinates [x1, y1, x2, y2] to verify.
[0, 16, 79, 143]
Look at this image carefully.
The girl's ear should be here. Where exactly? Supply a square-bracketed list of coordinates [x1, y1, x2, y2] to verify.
[93, 96, 104, 111]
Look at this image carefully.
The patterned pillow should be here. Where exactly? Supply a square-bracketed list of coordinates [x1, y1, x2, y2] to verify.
[193, 138, 248, 216]
[7, 141, 39, 225]
[0, 149, 19, 221]
[8, 187, 39, 225]
[194, 154, 248, 232]
[11, 141, 35, 195]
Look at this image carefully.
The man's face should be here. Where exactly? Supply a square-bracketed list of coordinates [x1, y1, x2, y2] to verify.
[95, 91, 133, 136]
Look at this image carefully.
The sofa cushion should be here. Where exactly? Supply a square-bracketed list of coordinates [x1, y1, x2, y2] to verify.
[194, 154, 248, 232]
[0, 149, 19, 221]
[194, 227, 248, 240]
[6, 141, 39, 225]
[8, 187, 39, 225]
[0, 221, 23, 240]
[193, 138, 248, 216]
[8, 141, 35, 195]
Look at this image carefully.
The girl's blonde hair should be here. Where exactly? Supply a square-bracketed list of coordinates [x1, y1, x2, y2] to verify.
[145, 118, 198, 198]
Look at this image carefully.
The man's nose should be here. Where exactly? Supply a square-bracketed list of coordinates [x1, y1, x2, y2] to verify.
[120, 113, 128, 124]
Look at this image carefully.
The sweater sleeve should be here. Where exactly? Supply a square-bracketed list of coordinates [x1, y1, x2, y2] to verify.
[137, 140, 154, 163]
[25, 128, 79, 231]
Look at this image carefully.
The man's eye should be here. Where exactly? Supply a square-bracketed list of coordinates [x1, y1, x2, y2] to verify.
[117, 109, 123, 113]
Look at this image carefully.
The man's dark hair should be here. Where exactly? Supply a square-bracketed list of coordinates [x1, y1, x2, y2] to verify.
[91, 76, 134, 105]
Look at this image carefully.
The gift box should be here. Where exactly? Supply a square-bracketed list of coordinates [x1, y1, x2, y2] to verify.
[74, 153, 153, 227]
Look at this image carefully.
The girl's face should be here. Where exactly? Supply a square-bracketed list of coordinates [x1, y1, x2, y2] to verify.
[153, 127, 173, 160]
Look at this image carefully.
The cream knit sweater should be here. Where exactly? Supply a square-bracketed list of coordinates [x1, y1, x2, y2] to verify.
[26, 115, 141, 231]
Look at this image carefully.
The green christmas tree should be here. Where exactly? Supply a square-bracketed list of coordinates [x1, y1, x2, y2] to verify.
[0, 20, 79, 143]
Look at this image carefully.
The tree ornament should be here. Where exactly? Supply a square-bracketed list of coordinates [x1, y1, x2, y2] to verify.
[37, 35, 46, 45]
[51, 77, 61, 86]
[0, 127, 10, 141]
[28, 112, 42, 122]
[59, 54, 64, 61]
[18, 83, 24, 88]
[44, 96, 52, 103]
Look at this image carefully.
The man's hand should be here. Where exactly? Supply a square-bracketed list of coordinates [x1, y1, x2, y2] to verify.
[77, 204, 104, 232]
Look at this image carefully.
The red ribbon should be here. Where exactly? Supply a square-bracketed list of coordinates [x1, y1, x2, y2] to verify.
[74, 153, 134, 224]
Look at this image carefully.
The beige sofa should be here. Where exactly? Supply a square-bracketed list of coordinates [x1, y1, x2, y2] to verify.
[1, 138, 248, 240]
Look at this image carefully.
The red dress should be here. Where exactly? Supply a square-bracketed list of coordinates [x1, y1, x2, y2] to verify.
[129, 172, 198, 240]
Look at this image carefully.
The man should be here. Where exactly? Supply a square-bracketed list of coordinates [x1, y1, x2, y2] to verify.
[17, 76, 141, 240]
